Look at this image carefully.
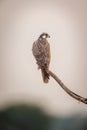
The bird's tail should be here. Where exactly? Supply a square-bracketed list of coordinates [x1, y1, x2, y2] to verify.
[41, 68, 50, 83]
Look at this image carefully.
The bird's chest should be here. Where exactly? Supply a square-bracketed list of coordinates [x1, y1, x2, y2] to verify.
[38, 39, 48, 50]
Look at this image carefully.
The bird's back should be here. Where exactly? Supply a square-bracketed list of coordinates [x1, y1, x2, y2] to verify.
[32, 35, 51, 83]
[32, 38, 50, 69]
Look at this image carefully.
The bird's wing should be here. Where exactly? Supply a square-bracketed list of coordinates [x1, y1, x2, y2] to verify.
[45, 42, 51, 66]
[32, 40, 50, 68]
[32, 41, 39, 57]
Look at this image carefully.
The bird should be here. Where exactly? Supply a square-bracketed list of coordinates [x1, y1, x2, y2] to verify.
[32, 33, 51, 83]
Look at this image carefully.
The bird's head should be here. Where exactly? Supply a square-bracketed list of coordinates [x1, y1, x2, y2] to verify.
[39, 33, 50, 39]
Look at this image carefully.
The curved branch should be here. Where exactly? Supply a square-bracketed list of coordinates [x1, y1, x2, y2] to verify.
[49, 70, 87, 104]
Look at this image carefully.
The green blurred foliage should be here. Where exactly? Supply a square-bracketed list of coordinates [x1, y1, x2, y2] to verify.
[0, 105, 50, 130]
[0, 104, 87, 130]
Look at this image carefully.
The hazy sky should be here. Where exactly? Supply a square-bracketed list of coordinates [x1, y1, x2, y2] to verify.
[0, 0, 87, 116]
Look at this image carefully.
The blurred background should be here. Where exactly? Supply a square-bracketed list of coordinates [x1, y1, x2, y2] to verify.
[0, 0, 87, 129]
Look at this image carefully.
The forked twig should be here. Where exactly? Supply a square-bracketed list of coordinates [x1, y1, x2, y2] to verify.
[49, 70, 87, 104]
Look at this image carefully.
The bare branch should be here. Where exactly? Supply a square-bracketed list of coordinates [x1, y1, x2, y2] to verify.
[49, 70, 87, 104]
[32, 33, 87, 105]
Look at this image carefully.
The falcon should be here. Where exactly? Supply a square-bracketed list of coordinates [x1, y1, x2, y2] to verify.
[32, 33, 51, 83]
